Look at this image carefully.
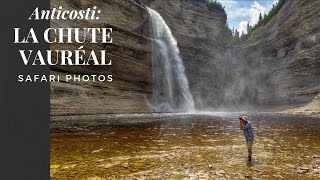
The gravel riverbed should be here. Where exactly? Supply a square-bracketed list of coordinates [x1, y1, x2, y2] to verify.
[51, 112, 320, 179]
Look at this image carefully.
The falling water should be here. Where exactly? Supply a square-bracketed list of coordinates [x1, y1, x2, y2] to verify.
[147, 7, 195, 112]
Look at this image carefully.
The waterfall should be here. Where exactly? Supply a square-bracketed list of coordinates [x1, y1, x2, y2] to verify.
[147, 7, 195, 112]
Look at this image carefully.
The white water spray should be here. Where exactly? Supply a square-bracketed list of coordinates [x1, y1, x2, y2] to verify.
[147, 7, 195, 112]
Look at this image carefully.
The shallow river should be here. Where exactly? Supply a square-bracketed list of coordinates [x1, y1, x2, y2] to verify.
[51, 112, 320, 179]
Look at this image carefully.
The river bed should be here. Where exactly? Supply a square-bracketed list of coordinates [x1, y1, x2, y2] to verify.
[50, 112, 320, 179]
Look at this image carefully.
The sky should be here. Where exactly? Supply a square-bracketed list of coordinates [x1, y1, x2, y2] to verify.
[217, 0, 279, 35]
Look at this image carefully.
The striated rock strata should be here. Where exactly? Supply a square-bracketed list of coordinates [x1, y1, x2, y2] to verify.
[50, 0, 152, 115]
[226, 0, 320, 111]
[51, 0, 320, 115]
[146, 0, 320, 111]
[145, 0, 228, 110]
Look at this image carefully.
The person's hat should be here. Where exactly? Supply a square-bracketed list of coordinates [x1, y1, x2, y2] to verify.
[240, 116, 249, 122]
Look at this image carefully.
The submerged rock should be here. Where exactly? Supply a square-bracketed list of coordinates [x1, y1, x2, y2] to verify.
[297, 166, 309, 174]
[313, 155, 320, 159]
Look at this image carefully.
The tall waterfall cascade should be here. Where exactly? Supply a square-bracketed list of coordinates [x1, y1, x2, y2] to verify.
[147, 7, 195, 112]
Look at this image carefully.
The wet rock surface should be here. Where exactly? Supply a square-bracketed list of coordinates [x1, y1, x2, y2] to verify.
[51, 112, 320, 179]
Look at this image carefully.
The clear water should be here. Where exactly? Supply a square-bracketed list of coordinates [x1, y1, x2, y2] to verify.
[51, 112, 320, 179]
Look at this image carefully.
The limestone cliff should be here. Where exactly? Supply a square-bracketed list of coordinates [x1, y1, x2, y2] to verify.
[145, 0, 320, 111]
[50, 0, 320, 115]
[50, 0, 152, 115]
[145, 0, 228, 110]
[228, 0, 320, 111]
[50, 0, 228, 115]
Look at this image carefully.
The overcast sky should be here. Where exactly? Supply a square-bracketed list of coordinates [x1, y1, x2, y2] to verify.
[217, 0, 279, 35]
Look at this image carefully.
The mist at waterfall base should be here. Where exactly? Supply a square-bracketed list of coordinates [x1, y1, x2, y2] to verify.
[145, 7, 299, 113]
[188, 44, 302, 112]
[147, 7, 195, 113]
[146, 7, 263, 113]
[190, 47, 265, 112]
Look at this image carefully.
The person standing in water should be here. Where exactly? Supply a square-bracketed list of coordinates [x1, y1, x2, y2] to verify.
[239, 116, 255, 161]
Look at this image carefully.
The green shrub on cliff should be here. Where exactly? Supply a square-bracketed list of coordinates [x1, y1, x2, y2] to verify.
[250, 0, 286, 34]
[207, 0, 224, 12]
[224, 24, 236, 43]
[228, 0, 287, 43]
[191, 0, 225, 12]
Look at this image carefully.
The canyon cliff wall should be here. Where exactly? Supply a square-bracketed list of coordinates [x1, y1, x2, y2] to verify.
[50, 0, 228, 115]
[146, 0, 228, 110]
[51, 0, 320, 115]
[147, 0, 320, 111]
[50, 0, 152, 115]
[228, 0, 320, 111]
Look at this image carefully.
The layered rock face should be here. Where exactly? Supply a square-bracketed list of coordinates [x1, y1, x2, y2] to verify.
[51, 0, 228, 115]
[146, 0, 228, 110]
[146, 0, 320, 111]
[151, 0, 320, 110]
[51, 0, 319, 115]
[228, 0, 320, 110]
[50, 0, 152, 115]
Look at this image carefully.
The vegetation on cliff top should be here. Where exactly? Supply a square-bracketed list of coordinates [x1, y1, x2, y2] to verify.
[148, 0, 225, 13]
[206, 0, 225, 12]
[191, 0, 225, 12]
[226, 0, 287, 43]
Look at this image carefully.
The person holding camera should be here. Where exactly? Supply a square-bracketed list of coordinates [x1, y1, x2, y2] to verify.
[239, 116, 255, 161]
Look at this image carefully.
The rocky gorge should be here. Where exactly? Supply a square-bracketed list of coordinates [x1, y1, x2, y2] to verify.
[50, 0, 320, 115]
[232, 0, 320, 112]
